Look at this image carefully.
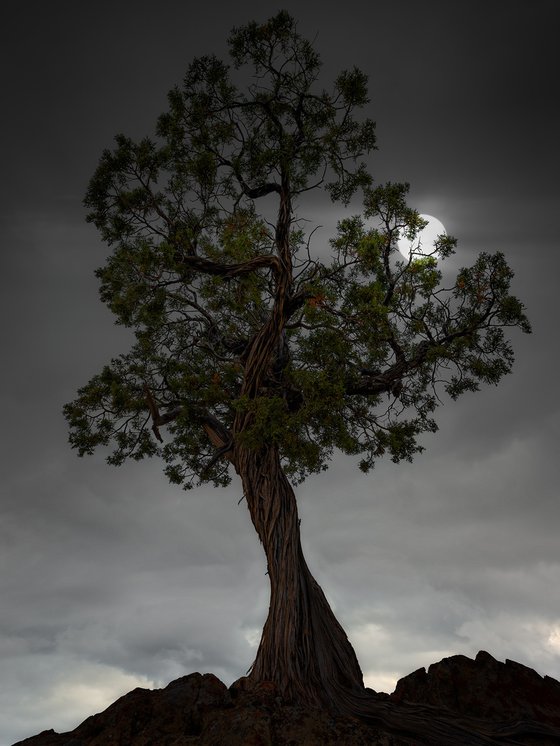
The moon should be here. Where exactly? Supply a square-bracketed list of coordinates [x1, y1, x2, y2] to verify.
[397, 214, 446, 259]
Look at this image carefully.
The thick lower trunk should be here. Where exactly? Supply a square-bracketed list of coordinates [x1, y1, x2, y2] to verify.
[230, 445, 553, 743]
[235, 443, 366, 711]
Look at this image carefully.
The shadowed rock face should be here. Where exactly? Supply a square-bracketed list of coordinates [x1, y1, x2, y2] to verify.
[13, 653, 560, 746]
[12, 674, 400, 746]
[391, 650, 560, 728]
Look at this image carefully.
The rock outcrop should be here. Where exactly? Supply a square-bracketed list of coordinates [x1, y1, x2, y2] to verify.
[13, 674, 400, 746]
[14, 652, 560, 745]
[391, 649, 560, 729]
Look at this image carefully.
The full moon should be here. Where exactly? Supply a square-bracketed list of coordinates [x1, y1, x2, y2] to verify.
[397, 214, 446, 258]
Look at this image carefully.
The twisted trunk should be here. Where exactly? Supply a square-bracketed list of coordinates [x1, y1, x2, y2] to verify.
[229, 180, 369, 711]
[235, 443, 366, 710]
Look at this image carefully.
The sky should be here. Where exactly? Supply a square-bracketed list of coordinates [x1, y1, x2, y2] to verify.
[1, 1, 559, 743]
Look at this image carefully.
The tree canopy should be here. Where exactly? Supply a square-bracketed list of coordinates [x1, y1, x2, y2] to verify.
[65, 10, 530, 491]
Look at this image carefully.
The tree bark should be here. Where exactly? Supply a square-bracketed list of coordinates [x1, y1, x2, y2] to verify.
[227, 177, 372, 713]
[234, 442, 366, 711]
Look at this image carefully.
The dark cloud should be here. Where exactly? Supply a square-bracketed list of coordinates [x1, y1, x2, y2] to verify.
[1, 1, 559, 743]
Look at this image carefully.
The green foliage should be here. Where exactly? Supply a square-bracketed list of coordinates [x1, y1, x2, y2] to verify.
[65, 12, 531, 490]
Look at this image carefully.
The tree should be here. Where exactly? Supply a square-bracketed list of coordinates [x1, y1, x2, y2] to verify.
[64, 11, 530, 717]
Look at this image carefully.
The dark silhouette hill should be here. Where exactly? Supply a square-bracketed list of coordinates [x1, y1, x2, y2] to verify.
[14, 651, 560, 745]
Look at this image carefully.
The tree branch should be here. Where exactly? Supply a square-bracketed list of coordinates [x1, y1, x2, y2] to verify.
[143, 385, 234, 465]
[346, 341, 430, 398]
[176, 253, 280, 279]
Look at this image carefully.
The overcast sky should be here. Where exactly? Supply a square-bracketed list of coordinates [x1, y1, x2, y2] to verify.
[1, 1, 559, 743]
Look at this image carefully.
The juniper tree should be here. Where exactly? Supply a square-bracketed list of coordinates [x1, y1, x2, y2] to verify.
[65, 12, 530, 716]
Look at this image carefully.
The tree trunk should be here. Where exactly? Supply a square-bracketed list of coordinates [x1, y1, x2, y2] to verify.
[234, 442, 366, 711]
[228, 180, 370, 713]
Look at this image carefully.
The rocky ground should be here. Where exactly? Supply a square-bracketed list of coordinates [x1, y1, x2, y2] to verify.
[14, 651, 560, 745]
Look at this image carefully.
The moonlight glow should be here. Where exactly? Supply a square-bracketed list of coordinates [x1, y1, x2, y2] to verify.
[398, 214, 446, 258]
